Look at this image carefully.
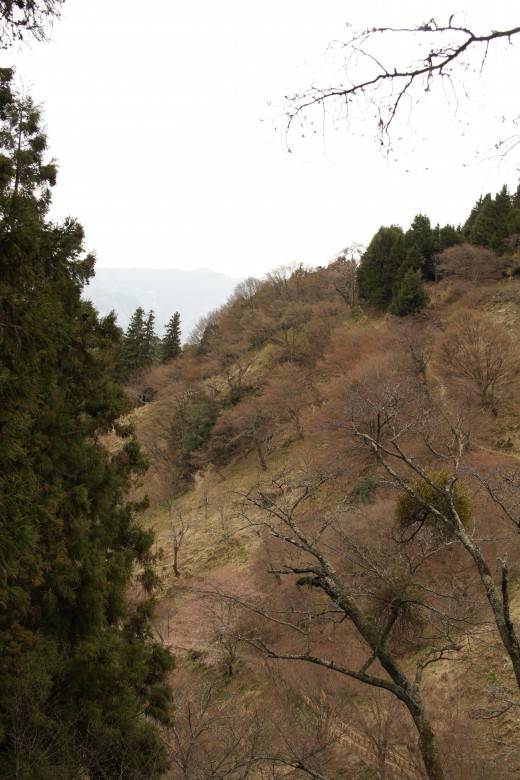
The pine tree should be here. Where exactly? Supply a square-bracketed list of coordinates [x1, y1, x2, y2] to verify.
[405, 214, 435, 277]
[117, 307, 158, 380]
[390, 268, 428, 316]
[118, 306, 147, 379]
[509, 183, 520, 237]
[466, 186, 513, 253]
[396, 242, 424, 283]
[463, 194, 484, 239]
[0, 74, 172, 778]
[161, 311, 182, 362]
[144, 308, 158, 365]
[357, 225, 406, 307]
[435, 223, 461, 253]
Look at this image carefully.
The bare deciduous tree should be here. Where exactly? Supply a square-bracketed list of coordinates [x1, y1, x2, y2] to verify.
[436, 312, 519, 414]
[164, 674, 350, 780]
[280, 18, 520, 159]
[228, 466, 465, 780]
[169, 507, 190, 577]
[207, 400, 276, 473]
[0, 0, 64, 47]
[336, 366, 520, 692]
[434, 244, 505, 283]
[326, 254, 359, 307]
[262, 363, 319, 441]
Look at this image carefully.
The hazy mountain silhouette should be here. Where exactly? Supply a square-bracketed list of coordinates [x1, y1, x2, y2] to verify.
[85, 267, 242, 340]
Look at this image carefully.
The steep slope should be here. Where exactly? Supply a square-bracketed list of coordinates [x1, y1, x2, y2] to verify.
[127, 254, 520, 780]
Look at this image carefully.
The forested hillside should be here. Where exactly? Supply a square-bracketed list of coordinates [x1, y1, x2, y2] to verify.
[2, 3, 520, 779]
[126, 190, 520, 780]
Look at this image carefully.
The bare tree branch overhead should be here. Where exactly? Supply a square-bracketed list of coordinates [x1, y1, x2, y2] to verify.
[0, 0, 64, 47]
[281, 17, 520, 159]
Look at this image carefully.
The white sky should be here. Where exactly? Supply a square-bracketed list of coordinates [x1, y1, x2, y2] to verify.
[6, 0, 520, 278]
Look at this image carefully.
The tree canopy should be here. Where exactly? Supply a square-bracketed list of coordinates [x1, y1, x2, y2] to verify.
[161, 311, 182, 363]
[0, 71, 173, 778]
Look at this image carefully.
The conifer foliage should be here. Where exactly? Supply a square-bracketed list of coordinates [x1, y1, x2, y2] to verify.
[117, 307, 159, 381]
[463, 184, 520, 253]
[161, 310, 182, 362]
[356, 213, 461, 313]
[0, 71, 173, 778]
[390, 268, 428, 316]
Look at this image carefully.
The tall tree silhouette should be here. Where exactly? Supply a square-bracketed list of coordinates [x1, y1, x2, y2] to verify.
[0, 73, 172, 778]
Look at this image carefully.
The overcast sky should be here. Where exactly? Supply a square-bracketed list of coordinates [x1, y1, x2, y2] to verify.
[6, 0, 520, 278]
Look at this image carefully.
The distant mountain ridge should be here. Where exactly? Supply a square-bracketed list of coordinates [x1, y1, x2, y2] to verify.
[84, 267, 242, 340]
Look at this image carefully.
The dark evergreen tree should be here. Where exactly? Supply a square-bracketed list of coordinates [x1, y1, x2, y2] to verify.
[117, 307, 158, 380]
[161, 311, 182, 362]
[462, 194, 484, 238]
[405, 214, 461, 279]
[118, 306, 147, 379]
[468, 194, 497, 249]
[434, 223, 462, 252]
[396, 243, 425, 284]
[509, 183, 520, 237]
[144, 308, 157, 363]
[405, 214, 435, 277]
[357, 225, 406, 307]
[390, 267, 428, 316]
[0, 73, 172, 778]
[465, 186, 514, 253]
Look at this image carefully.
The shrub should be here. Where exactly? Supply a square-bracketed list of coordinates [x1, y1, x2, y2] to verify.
[352, 477, 377, 504]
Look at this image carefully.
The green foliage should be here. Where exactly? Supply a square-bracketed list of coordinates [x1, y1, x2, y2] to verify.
[161, 310, 182, 362]
[154, 387, 219, 492]
[357, 225, 406, 307]
[405, 214, 435, 277]
[463, 185, 520, 254]
[390, 268, 428, 316]
[0, 75, 172, 777]
[357, 211, 462, 309]
[116, 307, 158, 381]
[172, 391, 218, 473]
[395, 471, 473, 540]
[352, 477, 377, 504]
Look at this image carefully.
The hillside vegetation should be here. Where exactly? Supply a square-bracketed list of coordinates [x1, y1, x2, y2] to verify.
[128, 192, 520, 780]
[3, 4, 520, 778]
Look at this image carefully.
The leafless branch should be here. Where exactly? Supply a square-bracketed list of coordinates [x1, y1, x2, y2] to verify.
[280, 19, 520, 156]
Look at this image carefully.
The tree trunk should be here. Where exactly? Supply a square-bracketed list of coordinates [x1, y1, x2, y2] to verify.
[414, 713, 445, 780]
[458, 527, 520, 689]
[253, 437, 267, 471]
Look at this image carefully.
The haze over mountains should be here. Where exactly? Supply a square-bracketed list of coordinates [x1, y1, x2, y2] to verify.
[84, 267, 242, 340]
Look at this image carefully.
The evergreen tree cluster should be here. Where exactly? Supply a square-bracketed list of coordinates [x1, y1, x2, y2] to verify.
[357, 213, 461, 315]
[462, 183, 520, 254]
[117, 309, 182, 381]
[356, 187, 520, 316]
[0, 71, 173, 778]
